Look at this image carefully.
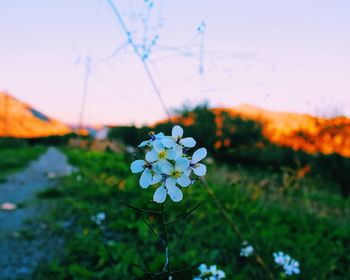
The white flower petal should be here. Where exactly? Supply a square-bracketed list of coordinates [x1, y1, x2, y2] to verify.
[172, 125, 183, 140]
[192, 148, 207, 163]
[218, 270, 226, 278]
[151, 174, 163, 185]
[153, 185, 167, 203]
[138, 140, 150, 147]
[165, 177, 177, 189]
[179, 137, 196, 148]
[198, 264, 208, 274]
[209, 265, 217, 274]
[152, 140, 164, 153]
[161, 136, 176, 148]
[130, 160, 145, 173]
[139, 168, 152, 188]
[177, 174, 191, 187]
[160, 160, 174, 175]
[175, 157, 190, 171]
[193, 163, 207, 176]
[152, 162, 162, 174]
[155, 132, 164, 139]
[167, 184, 183, 202]
[145, 150, 158, 162]
[167, 149, 176, 160]
[167, 145, 183, 160]
[183, 168, 192, 176]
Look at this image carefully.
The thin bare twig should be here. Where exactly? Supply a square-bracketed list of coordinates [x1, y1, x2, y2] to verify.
[170, 261, 205, 274]
[120, 200, 161, 214]
[106, 0, 172, 121]
[161, 203, 170, 273]
[131, 263, 156, 279]
[170, 215, 189, 254]
[165, 202, 201, 225]
[143, 219, 165, 245]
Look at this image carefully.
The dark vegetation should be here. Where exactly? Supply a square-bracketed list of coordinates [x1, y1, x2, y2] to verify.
[108, 103, 350, 197]
[0, 138, 46, 182]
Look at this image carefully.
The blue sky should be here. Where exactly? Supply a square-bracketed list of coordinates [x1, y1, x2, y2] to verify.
[1, 0, 349, 125]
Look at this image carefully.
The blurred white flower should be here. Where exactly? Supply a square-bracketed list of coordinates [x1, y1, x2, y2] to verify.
[240, 244, 254, 257]
[126, 145, 136, 154]
[91, 212, 106, 225]
[284, 259, 300, 276]
[194, 263, 226, 280]
[273, 251, 286, 266]
[273, 251, 300, 276]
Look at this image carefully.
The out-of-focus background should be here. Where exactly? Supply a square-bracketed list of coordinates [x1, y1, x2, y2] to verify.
[0, 1, 349, 279]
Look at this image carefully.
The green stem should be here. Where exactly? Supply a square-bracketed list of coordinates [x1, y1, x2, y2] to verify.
[161, 203, 170, 273]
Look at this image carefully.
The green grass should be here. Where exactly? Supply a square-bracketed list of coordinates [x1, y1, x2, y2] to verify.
[34, 148, 350, 279]
[0, 145, 46, 182]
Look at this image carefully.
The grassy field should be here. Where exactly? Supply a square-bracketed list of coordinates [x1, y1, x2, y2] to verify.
[0, 145, 46, 182]
[32, 147, 350, 279]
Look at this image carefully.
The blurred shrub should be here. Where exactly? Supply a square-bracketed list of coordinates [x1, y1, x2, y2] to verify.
[107, 103, 350, 197]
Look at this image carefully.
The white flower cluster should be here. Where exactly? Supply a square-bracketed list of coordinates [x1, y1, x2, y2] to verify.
[240, 241, 254, 257]
[131, 125, 207, 203]
[193, 264, 226, 280]
[273, 251, 300, 276]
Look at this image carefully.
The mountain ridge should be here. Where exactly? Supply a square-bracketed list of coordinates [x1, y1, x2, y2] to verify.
[217, 104, 350, 157]
[0, 92, 71, 138]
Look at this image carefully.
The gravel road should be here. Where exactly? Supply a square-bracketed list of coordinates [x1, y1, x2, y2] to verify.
[0, 147, 74, 279]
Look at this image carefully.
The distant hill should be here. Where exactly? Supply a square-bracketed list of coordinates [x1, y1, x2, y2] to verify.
[162, 104, 350, 158]
[218, 104, 350, 157]
[0, 92, 71, 138]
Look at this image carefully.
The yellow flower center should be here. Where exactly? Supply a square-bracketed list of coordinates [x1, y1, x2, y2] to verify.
[170, 170, 182, 178]
[158, 151, 167, 159]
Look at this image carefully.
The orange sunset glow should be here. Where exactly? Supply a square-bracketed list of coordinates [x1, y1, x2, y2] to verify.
[0, 92, 71, 138]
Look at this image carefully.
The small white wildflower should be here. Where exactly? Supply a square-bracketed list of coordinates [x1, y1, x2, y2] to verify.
[130, 159, 153, 188]
[91, 212, 106, 225]
[130, 125, 207, 203]
[284, 259, 300, 276]
[138, 132, 164, 147]
[240, 244, 254, 257]
[194, 263, 226, 280]
[153, 158, 190, 203]
[187, 148, 207, 176]
[145, 140, 179, 168]
[162, 125, 196, 149]
[273, 251, 300, 276]
[273, 251, 286, 266]
[126, 146, 136, 154]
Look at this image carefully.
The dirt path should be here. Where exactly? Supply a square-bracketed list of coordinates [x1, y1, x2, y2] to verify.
[0, 147, 74, 279]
